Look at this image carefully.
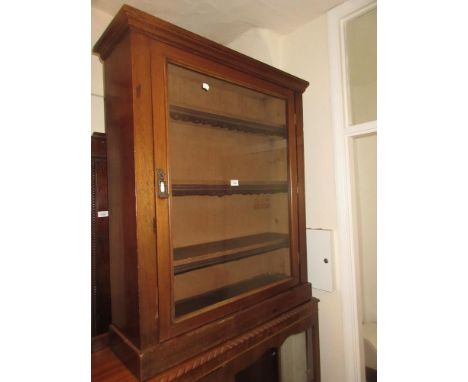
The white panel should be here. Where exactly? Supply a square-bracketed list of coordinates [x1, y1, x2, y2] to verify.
[92, 94, 105, 133]
[306, 228, 334, 292]
[92, 55, 104, 96]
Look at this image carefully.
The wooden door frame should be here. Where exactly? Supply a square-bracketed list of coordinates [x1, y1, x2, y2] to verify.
[327, 1, 377, 381]
[151, 40, 303, 341]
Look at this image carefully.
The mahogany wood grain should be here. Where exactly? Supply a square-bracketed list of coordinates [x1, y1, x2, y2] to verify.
[310, 306, 321, 382]
[171, 182, 288, 197]
[91, 133, 111, 337]
[234, 349, 279, 382]
[91, 132, 107, 158]
[173, 232, 289, 275]
[94, 299, 317, 381]
[183, 302, 315, 382]
[174, 248, 290, 302]
[285, 82, 300, 285]
[129, 30, 160, 349]
[169, 105, 287, 137]
[93, 5, 308, 93]
[294, 93, 309, 284]
[151, 40, 301, 342]
[175, 273, 288, 316]
[92, 299, 315, 382]
[113, 284, 313, 379]
[91, 332, 110, 353]
[103, 32, 141, 347]
[150, 40, 173, 343]
[92, 347, 138, 382]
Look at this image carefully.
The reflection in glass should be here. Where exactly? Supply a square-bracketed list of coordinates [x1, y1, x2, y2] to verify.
[280, 332, 308, 382]
[167, 64, 291, 317]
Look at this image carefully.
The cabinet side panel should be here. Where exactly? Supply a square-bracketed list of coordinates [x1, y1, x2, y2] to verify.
[295, 93, 308, 284]
[130, 31, 159, 347]
[104, 33, 140, 347]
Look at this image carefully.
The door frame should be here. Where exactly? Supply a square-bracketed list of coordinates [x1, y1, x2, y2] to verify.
[327, 1, 377, 381]
[150, 40, 303, 341]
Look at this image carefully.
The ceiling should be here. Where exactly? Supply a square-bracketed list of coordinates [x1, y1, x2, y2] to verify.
[92, 0, 347, 45]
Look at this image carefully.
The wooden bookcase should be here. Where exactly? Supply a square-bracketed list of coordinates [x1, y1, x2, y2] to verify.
[93, 5, 320, 381]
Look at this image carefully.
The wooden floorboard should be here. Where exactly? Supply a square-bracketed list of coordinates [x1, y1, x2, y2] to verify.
[92, 348, 139, 382]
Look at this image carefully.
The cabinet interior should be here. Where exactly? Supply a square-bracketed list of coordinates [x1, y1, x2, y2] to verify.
[167, 63, 291, 317]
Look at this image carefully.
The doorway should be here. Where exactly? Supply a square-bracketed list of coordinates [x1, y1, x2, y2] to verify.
[328, 1, 377, 380]
[351, 133, 377, 381]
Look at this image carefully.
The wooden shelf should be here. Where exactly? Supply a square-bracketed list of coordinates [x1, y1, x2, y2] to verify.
[169, 105, 287, 138]
[175, 273, 288, 317]
[172, 182, 288, 197]
[174, 232, 290, 275]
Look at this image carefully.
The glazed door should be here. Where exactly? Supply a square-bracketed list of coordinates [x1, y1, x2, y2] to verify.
[151, 42, 300, 339]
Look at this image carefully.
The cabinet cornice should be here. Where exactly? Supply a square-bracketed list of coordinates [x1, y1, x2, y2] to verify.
[93, 5, 309, 93]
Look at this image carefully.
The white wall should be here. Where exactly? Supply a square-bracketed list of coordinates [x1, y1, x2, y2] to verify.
[227, 27, 282, 68]
[91, 8, 112, 133]
[280, 15, 346, 382]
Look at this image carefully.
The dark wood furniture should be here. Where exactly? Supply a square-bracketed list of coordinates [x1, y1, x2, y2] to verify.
[366, 366, 378, 382]
[93, 5, 319, 381]
[91, 132, 111, 351]
[93, 346, 280, 382]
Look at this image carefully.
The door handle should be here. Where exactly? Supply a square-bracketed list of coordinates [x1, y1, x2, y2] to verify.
[157, 168, 169, 198]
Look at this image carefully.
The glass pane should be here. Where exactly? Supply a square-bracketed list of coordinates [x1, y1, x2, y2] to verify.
[167, 64, 291, 318]
[279, 332, 308, 382]
[345, 8, 377, 125]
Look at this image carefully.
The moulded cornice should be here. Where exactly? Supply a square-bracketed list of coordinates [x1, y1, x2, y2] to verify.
[93, 4, 309, 93]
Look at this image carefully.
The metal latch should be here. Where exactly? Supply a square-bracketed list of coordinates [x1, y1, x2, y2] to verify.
[157, 168, 169, 198]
